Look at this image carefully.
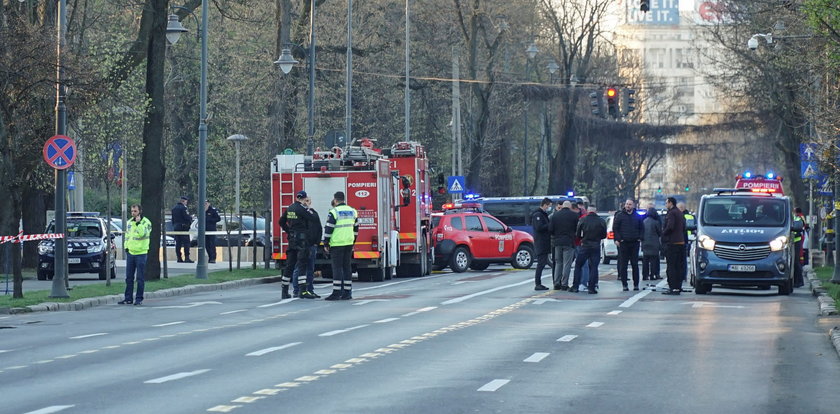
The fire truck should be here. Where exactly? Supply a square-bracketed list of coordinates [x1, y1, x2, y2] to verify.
[270, 139, 433, 282]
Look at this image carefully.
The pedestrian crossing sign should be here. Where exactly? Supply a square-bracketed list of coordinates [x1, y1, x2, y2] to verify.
[447, 176, 465, 193]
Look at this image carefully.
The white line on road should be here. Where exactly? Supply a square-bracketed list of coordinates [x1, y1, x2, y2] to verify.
[619, 290, 651, 308]
[69, 333, 108, 339]
[355, 275, 443, 291]
[374, 318, 400, 323]
[402, 306, 437, 316]
[442, 278, 531, 305]
[258, 298, 298, 307]
[319, 324, 370, 337]
[220, 309, 247, 315]
[145, 369, 211, 384]
[352, 299, 390, 306]
[23, 406, 75, 414]
[586, 322, 604, 328]
[607, 310, 623, 315]
[246, 342, 302, 357]
[523, 352, 550, 363]
[532, 298, 561, 305]
[155, 301, 222, 309]
[478, 379, 510, 392]
[153, 321, 186, 327]
[557, 335, 578, 342]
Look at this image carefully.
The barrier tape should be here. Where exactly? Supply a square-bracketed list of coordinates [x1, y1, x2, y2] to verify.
[0, 231, 65, 244]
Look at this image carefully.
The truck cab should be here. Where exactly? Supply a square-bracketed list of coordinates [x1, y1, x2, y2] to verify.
[689, 187, 802, 295]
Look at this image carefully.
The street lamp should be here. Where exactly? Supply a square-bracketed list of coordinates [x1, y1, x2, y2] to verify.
[523, 41, 538, 195]
[167, 2, 210, 279]
[227, 134, 248, 269]
[275, 0, 316, 156]
[50, 0, 70, 298]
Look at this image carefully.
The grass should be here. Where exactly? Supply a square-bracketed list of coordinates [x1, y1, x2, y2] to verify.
[813, 267, 840, 309]
[0, 268, 280, 309]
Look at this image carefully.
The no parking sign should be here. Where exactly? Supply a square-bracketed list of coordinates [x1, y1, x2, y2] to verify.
[43, 135, 76, 170]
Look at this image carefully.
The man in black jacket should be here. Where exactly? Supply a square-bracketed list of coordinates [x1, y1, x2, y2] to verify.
[279, 191, 316, 299]
[662, 197, 686, 295]
[530, 198, 552, 291]
[613, 199, 644, 291]
[550, 201, 579, 290]
[203, 200, 221, 263]
[573, 206, 607, 294]
[171, 196, 193, 263]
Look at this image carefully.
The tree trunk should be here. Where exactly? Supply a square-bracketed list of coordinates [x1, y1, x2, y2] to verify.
[21, 186, 48, 269]
[549, 98, 580, 194]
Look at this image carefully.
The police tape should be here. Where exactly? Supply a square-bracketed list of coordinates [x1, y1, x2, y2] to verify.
[0, 231, 65, 244]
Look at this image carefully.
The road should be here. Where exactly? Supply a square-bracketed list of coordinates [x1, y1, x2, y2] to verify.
[2, 262, 839, 414]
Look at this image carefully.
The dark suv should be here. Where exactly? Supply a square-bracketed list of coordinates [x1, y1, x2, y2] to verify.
[37, 213, 117, 280]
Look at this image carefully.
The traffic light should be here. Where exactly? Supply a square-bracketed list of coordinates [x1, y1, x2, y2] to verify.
[621, 88, 636, 115]
[606, 87, 618, 118]
[657, 186, 662, 193]
[640, 0, 650, 12]
[589, 90, 604, 118]
[684, 185, 690, 192]
[436, 173, 445, 194]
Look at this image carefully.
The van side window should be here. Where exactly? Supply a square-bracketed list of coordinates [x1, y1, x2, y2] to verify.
[450, 217, 464, 230]
[465, 216, 484, 231]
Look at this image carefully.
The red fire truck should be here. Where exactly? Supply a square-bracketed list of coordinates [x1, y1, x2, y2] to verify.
[270, 139, 433, 282]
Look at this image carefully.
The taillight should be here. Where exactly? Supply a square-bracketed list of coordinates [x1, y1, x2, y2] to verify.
[371, 235, 379, 250]
[435, 232, 443, 241]
[607, 231, 614, 240]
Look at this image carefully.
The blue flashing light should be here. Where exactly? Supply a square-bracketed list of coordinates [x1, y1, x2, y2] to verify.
[464, 193, 479, 200]
[636, 210, 646, 216]
[766, 172, 775, 179]
[566, 191, 575, 197]
[744, 171, 752, 178]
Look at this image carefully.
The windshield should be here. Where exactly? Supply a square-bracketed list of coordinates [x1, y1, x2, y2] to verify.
[47, 219, 102, 237]
[701, 197, 787, 227]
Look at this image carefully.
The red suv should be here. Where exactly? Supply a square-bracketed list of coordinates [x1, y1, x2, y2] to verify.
[431, 203, 534, 272]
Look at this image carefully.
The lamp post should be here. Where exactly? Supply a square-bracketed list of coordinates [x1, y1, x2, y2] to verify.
[167, 2, 210, 279]
[275, 0, 316, 155]
[523, 42, 538, 196]
[346, 0, 354, 144]
[50, 0, 70, 298]
[226, 134, 248, 269]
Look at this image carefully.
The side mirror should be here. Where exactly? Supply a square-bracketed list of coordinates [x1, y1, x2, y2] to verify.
[791, 219, 804, 232]
[504, 226, 513, 233]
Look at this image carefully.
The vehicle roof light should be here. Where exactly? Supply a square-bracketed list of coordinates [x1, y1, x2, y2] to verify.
[744, 171, 752, 178]
[766, 172, 775, 179]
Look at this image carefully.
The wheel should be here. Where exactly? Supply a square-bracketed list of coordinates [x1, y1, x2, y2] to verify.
[449, 246, 471, 273]
[511, 245, 534, 269]
[778, 280, 793, 295]
[37, 269, 50, 281]
[469, 262, 489, 271]
[695, 281, 709, 294]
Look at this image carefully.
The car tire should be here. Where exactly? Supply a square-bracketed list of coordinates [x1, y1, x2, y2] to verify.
[695, 280, 709, 294]
[469, 262, 489, 271]
[450, 246, 471, 273]
[511, 245, 534, 269]
[778, 280, 793, 295]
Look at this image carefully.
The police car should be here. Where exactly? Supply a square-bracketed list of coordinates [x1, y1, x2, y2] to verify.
[37, 212, 117, 281]
[431, 202, 534, 272]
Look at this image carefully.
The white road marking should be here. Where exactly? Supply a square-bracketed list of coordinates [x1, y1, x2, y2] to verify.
[145, 369, 211, 384]
[478, 379, 510, 392]
[686, 301, 746, 309]
[442, 278, 532, 305]
[258, 298, 298, 307]
[607, 310, 623, 315]
[402, 306, 437, 316]
[220, 309, 247, 315]
[69, 333, 108, 339]
[319, 324, 370, 337]
[586, 322, 604, 328]
[523, 352, 549, 363]
[153, 321, 186, 327]
[23, 406, 75, 414]
[352, 299, 390, 306]
[354, 275, 444, 291]
[532, 298, 561, 305]
[374, 318, 400, 323]
[155, 301, 222, 309]
[451, 281, 475, 285]
[0, 349, 11, 353]
[557, 335, 578, 342]
[619, 290, 651, 308]
[246, 342, 301, 357]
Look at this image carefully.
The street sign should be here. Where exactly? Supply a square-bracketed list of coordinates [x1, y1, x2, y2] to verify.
[800, 143, 818, 161]
[67, 171, 76, 190]
[447, 176, 465, 193]
[43, 135, 76, 170]
[818, 175, 833, 196]
[801, 161, 819, 179]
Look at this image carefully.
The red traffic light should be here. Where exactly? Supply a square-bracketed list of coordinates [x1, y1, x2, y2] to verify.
[437, 186, 446, 195]
[606, 88, 617, 97]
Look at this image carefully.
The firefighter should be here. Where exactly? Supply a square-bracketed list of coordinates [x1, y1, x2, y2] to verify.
[279, 191, 317, 299]
[323, 191, 359, 301]
[793, 207, 808, 288]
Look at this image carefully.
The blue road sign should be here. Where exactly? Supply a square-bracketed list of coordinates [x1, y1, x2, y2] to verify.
[801, 161, 819, 179]
[447, 176, 465, 193]
[43, 135, 76, 170]
[800, 143, 818, 161]
[818, 175, 833, 196]
[67, 171, 76, 190]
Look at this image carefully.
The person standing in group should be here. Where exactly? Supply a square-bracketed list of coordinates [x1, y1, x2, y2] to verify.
[119, 204, 152, 306]
[678, 202, 695, 281]
[279, 191, 316, 299]
[572, 206, 607, 294]
[614, 199, 644, 291]
[292, 196, 322, 298]
[203, 200, 221, 264]
[793, 207, 808, 288]
[641, 206, 662, 281]
[662, 197, 686, 295]
[575, 202, 590, 291]
[531, 198, 553, 291]
[323, 191, 359, 301]
[171, 196, 193, 263]
[550, 201, 578, 290]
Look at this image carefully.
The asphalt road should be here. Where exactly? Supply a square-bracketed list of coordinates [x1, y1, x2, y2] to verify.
[1, 262, 838, 414]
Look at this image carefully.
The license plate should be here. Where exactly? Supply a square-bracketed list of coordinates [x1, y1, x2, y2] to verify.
[728, 264, 755, 272]
[68, 258, 81, 264]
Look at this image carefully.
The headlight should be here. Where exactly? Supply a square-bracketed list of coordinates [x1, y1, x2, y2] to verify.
[38, 244, 54, 255]
[88, 243, 105, 253]
[769, 235, 788, 252]
[698, 235, 716, 251]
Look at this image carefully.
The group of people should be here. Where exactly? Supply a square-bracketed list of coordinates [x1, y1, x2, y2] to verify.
[170, 196, 221, 264]
[279, 190, 359, 301]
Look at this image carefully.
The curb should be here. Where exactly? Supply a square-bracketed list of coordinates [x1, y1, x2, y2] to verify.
[6, 276, 283, 314]
[830, 327, 840, 360]
[804, 266, 840, 362]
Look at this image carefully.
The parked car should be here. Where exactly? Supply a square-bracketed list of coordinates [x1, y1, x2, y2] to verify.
[189, 214, 266, 247]
[37, 213, 116, 280]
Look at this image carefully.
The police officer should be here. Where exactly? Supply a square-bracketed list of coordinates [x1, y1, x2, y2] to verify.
[323, 191, 359, 301]
[279, 191, 317, 299]
[171, 196, 193, 263]
[678, 202, 695, 282]
[531, 198, 552, 291]
[793, 207, 808, 287]
[203, 200, 221, 263]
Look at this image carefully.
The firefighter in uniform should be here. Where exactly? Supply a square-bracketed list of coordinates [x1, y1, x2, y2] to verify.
[323, 191, 359, 301]
[279, 191, 317, 299]
[793, 207, 808, 288]
[678, 202, 695, 282]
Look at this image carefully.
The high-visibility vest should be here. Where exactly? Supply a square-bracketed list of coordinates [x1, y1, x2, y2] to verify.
[328, 204, 357, 247]
[793, 215, 804, 242]
[125, 216, 152, 255]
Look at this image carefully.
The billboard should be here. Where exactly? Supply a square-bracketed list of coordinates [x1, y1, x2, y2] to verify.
[626, 0, 680, 26]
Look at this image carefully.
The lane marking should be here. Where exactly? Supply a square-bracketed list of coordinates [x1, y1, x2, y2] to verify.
[145, 369, 211, 384]
[523, 352, 549, 363]
[619, 290, 651, 308]
[23, 406, 75, 414]
[0, 349, 11, 353]
[354, 275, 444, 291]
[220, 309, 247, 315]
[532, 298, 561, 305]
[373, 318, 399, 323]
[478, 379, 510, 392]
[246, 342, 302, 357]
[442, 278, 532, 305]
[586, 322, 604, 328]
[69, 333, 108, 339]
[607, 310, 623, 315]
[401, 306, 437, 316]
[319, 324, 370, 337]
[155, 301, 222, 309]
[208, 405, 241, 412]
[258, 298, 298, 308]
[153, 321, 186, 327]
[557, 335, 578, 342]
[352, 299, 390, 306]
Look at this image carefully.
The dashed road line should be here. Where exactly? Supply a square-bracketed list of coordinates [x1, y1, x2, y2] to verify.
[373, 318, 400, 323]
[69, 333, 108, 339]
[258, 298, 298, 308]
[246, 342, 302, 357]
[607, 310, 623, 315]
[319, 325, 370, 337]
[145, 369, 211, 384]
[478, 379, 510, 392]
[586, 322, 604, 328]
[401, 306, 437, 316]
[23, 405, 75, 414]
[619, 290, 651, 308]
[220, 309, 247, 315]
[153, 321, 186, 327]
[557, 335, 578, 342]
[441, 279, 532, 305]
[523, 352, 549, 363]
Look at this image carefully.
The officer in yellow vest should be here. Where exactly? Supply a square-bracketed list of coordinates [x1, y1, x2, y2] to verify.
[119, 204, 152, 306]
[323, 191, 359, 301]
[793, 207, 807, 287]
